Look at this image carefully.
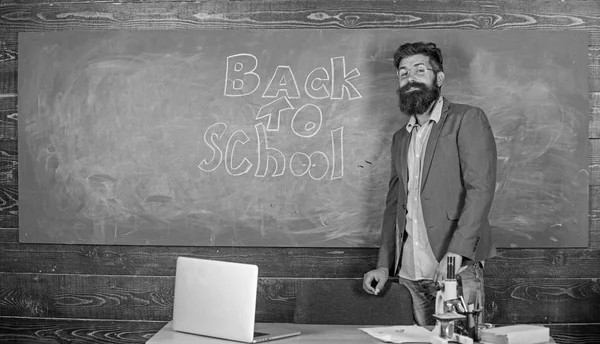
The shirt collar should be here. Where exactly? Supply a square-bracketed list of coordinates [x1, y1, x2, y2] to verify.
[405, 97, 444, 132]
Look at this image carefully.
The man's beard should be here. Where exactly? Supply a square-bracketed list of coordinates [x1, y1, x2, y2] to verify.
[396, 81, 440, 117]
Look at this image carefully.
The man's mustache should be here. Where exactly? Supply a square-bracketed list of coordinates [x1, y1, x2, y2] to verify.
[398, 82, 428, 94]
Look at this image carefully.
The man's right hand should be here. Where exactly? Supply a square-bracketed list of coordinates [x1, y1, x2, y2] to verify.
[362, 267, 389, 295]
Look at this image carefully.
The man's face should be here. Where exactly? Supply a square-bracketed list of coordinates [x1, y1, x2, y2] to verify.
[396, 54, 442, 117]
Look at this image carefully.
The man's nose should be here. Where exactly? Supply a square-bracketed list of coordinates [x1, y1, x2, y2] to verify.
[400, 77, 415, 86]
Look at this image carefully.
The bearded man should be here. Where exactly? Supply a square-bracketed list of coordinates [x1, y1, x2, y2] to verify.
[362, 42, 498, 326]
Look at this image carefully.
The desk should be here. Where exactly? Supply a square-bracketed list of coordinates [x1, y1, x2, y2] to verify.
[147, 322, 556, 344]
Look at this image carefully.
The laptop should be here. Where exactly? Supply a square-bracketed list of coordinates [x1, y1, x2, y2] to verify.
[171, 257, 300, 343]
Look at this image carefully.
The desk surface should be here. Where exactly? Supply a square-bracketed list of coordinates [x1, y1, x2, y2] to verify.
[147, 322, 380, 344]
[147, 322, 556, 344]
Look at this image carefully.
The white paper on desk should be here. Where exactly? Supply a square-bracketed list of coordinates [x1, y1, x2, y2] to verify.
[359, 325, 438, 343]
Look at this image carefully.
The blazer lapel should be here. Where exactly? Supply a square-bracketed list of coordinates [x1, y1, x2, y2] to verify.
[400, 131, 411, 193]
[421, 99, 451, 191]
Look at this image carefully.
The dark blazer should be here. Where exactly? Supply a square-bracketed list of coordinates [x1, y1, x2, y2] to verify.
[377, 98, 497, 276]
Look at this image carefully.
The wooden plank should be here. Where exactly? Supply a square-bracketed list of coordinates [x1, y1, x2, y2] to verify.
[592, 93, 600, 139]
[0, 137, 17, 223]
[2, 238, 600, 278]
[592, 66, 600, 94]
[0, 31, 17, 104]
[0, 318, 598, 344]
[0, 72, 16, 103]
[589, 184, 600, 250]
[0, 242, 380, 278]
[1, 274, 599, 324]
[3, 0, 599, 10]
[0, 228, 16, 241]
[588, 139, 600, 183]
[0, 273, 297, 322]
[0, 97, 16, 112]
[0, 317, 165, 344]
[0, 214, 16, 231]
[484, 249, 600, 279]
[0, 2, 598, 42]
[485, 277, 600, 324]
[0, 142, 15, 225]
[0, 0, 597, 21]
[592, 46, 600, 66]
[0, 110, 17, 140]
[550, 323, 600, 344]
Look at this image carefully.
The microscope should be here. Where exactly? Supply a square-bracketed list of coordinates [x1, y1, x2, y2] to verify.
[432, 256, 480, 344]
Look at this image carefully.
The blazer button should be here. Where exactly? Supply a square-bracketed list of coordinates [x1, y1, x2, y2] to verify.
[402, 205, 406, 209]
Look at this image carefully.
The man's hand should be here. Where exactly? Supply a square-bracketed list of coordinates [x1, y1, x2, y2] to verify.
[363, 267, 389, 295]
[433, 253, 463, 284]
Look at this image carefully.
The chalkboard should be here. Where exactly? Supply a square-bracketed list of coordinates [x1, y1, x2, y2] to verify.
[18, 29, 589, 247]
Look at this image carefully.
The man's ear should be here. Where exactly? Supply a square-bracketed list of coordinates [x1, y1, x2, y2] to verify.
[436, 71, 445, 87]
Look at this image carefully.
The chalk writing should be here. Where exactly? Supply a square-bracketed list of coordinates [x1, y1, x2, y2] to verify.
[201, 54, 360, 180]
[291, 103, 322, 138]
[224, 54, 362, 100]
[263, 66, 301, 99]
[197, 119, 344, 181]
[256, 97, 293, 131]
[305, 67, 330, 99]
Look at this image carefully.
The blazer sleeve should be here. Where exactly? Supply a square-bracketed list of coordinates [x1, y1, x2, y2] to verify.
[377, 132, 401, 273]
[447, 107, 497, 260]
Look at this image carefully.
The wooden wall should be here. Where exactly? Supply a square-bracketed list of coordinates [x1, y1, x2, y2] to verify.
[1, 1, 599, 343]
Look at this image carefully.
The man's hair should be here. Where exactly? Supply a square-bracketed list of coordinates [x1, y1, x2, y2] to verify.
[393, 42, 444, 72]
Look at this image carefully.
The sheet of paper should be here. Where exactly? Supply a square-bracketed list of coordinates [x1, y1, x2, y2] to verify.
[359, 325, 439, 343]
